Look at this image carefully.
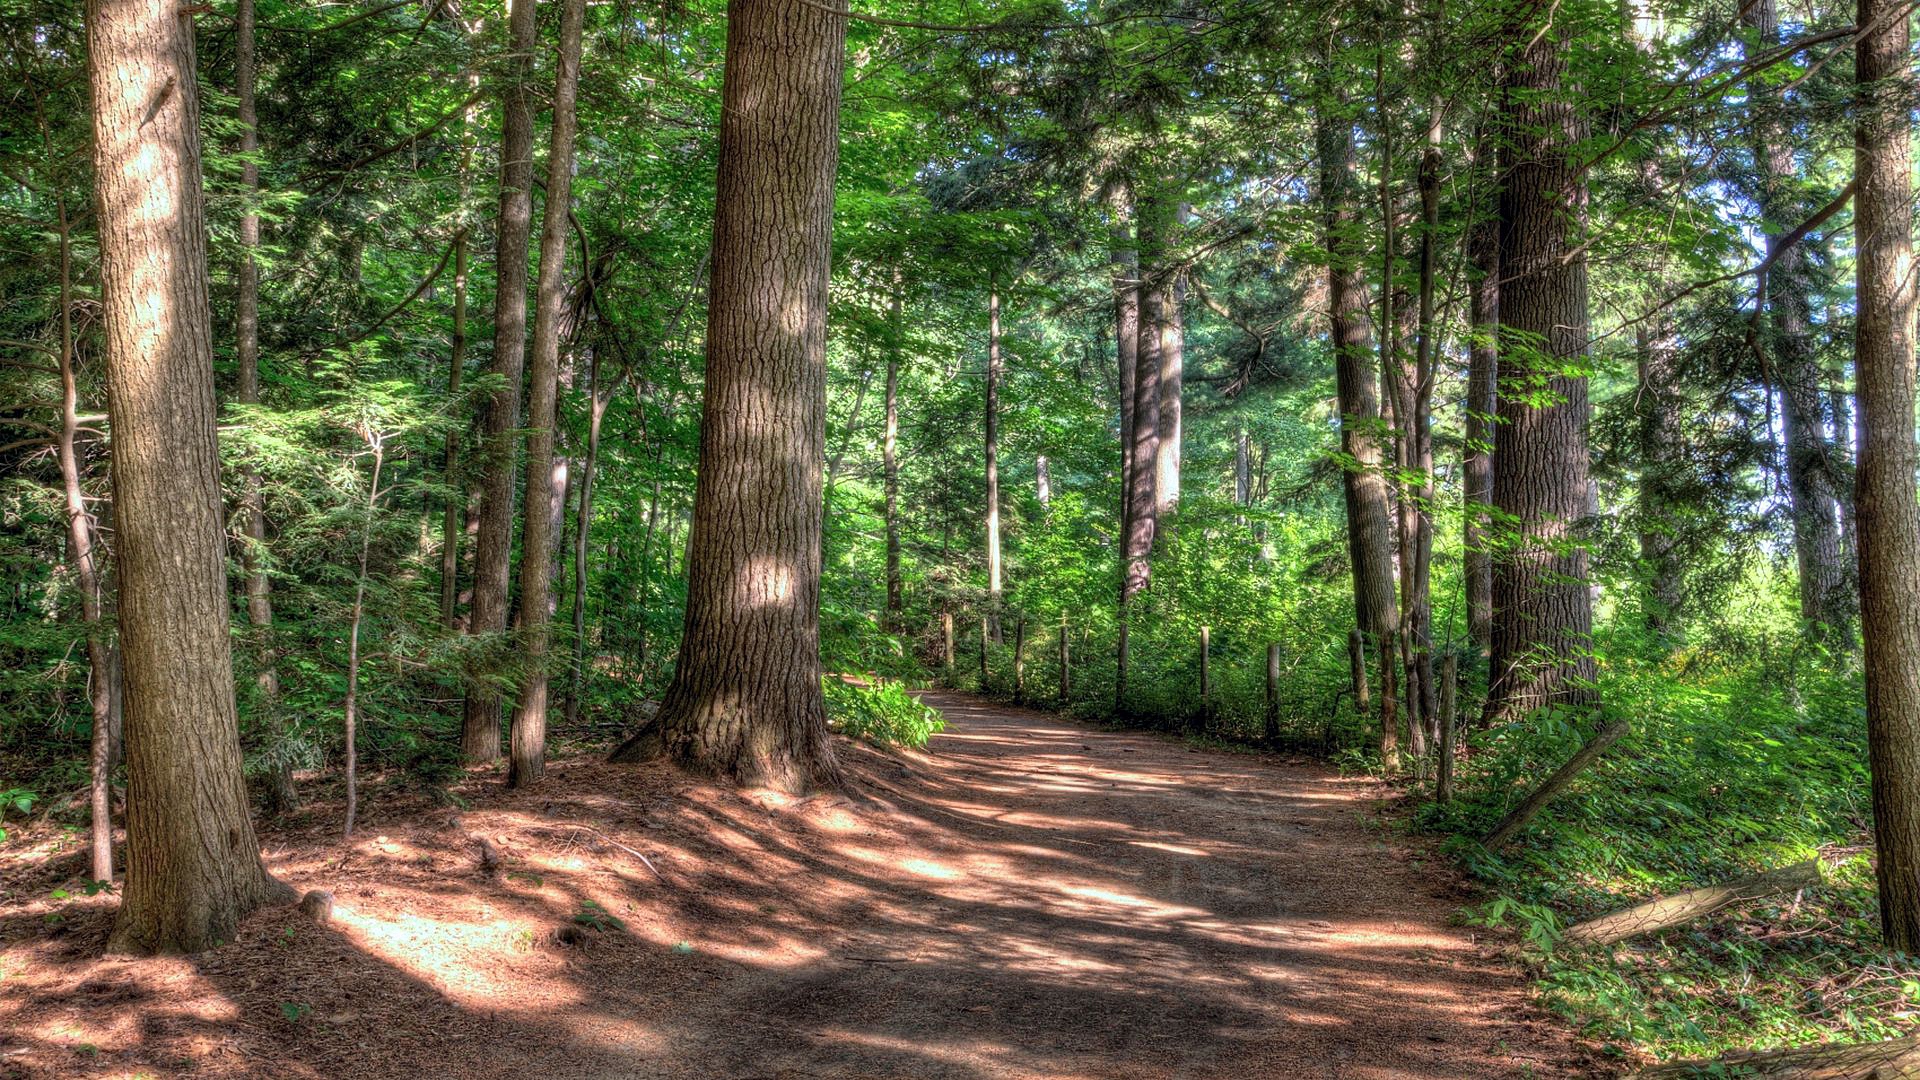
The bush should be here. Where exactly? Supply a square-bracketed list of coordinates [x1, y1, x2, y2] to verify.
[823, 678, 946, 748]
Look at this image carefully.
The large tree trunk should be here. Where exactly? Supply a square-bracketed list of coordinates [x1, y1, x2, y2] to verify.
[1745, 0, 1852, 640]
[1485, 14, 1597, 724]
[462, 0, 539, 763]
[507, 0, 586, 789]
[984, 284, 1004, 643]
[1317, 97, 1398, 754]
[1464, 154, 1498, 657]
[1853, 0, 1920, 954]
[607, 0, 845, 792]
[1115, 194, 1164, 711]
[88, 0, 288, 952]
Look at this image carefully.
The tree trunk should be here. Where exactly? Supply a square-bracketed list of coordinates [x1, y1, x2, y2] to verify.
[883, 273, 903, 629]
[1485, 14, 1598, 724]
[566, 350, 609, 727]
[1153, 203, 1185, 520]
[1636, 324, 1685, 633]
[1566, 859, 1826, 946]
[1407, 97, 1442, 753]
[462, 0, 539, 763]
[1110, 185, 1139, 506]
[1636, 1034, 1920, 1079]
[89, 0, 288, 951]
[1745, 0, 1853, 640]
[1483, 716, 1628, 849]
[507, 0, 585, 789]
[1116, 195, 1164, 711]
[985, 284, 1004, 643]
[54, 201, 115, 883]
[343, 438, 385, 838]
[607, 0, 846, 793]
[1317, 96, 1398, 711]
[1464, 154, 1498, 657]
[1853, 0, 1920, 953]
[439, 228, 469, 629]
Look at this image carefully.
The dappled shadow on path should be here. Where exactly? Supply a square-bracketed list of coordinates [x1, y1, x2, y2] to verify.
[0, 693, 1598, 1079]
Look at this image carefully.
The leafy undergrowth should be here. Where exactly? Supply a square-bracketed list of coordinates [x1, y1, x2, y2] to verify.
[824, 676, 946, 748]
[1417, 620, 1919, 1068]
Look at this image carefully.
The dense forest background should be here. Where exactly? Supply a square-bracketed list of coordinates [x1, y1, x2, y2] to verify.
[6, 0, 1920, 1068]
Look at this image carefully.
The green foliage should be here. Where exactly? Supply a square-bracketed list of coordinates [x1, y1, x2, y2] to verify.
[823, 678, 946, 749]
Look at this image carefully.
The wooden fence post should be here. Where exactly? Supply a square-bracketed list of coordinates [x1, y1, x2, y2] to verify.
[1265, 642, 1281, 743]
[1437, 651, 1458, 802]
[1058, 614, 1070, 700]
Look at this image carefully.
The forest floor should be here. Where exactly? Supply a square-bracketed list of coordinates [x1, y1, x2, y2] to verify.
[0, 693, 1604, 1079]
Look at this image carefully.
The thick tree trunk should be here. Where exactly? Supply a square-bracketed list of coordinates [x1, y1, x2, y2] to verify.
[1110, 186, 1140, 505]
[1485, 16, 1597, 723]
[883, 274, 903, 628]
[507, 0, 586, 789]
[1853, 0, 1920, 954]
[1464, 177, 1498, 656]
[1745, 0, 1853, 640]
[88, 0, 288, 951]
[1317, 98, 1398, 743]
[462, 0, 539, 763]
[985, 285, 1004, 643]
[1566, 859, 1826, 945]
[1115, 195, 1163, 711]
[607, 0, 846, 792]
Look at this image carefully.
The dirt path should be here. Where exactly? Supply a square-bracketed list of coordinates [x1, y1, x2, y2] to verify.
[0, 693, 1596, 1079]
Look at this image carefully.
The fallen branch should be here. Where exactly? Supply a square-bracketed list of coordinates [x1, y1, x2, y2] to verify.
[1566, 859, 1826, 945]
[569, 826, 671, 886]
[1635, 1032, 1920, 1078]
[1482, 715, 1631, 849]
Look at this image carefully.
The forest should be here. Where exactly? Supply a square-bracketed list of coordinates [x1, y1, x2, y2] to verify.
[3, 0, 1920, 1072]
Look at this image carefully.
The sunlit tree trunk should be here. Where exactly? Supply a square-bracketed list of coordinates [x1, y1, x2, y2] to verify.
[1109, 185, 1139, 509]
[608, 0, 845, 792]
[883, 273, 903, 629]
[507, 0, 586, 788]
[89, 0, 288, 951]
[1853, 0, 1920, 953]
[1116, 194, 1165, 711]
[985, 283, 1004, 643]
[1153, 202, 1185, 520]
[1486, 12, 1597, 723]
[463, 0, 539, 763]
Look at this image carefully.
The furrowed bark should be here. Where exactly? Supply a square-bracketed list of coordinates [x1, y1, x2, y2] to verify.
[608, 0, 846, 792]
[89, 0, 290, 951]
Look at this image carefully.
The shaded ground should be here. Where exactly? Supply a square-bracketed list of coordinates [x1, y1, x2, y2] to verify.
[0, 692, 1600, 1079]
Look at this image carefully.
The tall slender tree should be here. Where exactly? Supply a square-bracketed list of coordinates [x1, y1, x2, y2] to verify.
[463, 0, 539, 763]
[507, 0, 586, 788]
[984, 283, 1005, 642]
[608, 0, 847, 791]
[88, 0, 288, 953]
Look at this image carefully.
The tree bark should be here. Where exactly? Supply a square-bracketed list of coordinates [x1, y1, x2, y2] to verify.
[1485, 14, 1597, 723]
[985, 284, 1004, 643]
[88, 0, 288, 951]
[462, 0, 539, 763]
[439, 228, 469, 629]
[566, 349, 608, 727]
[507, 0, 586, 789]
[1483, 716, 1628, 849]
[1153, 203, 1185, 520]
[1110, 185, 1139, 506]
[1317, 95, 1398, 732]
[1566, 859, 1826, 945]
[1116, 195, 1164, 710]
[1853, 0, 1920, 953]
[1746, 0, 1853, 640]
[607, 0, 846, 792]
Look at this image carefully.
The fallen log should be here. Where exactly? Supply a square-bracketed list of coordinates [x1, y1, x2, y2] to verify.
[1482, 715, 1630, 849]
[1565, 859, 1826, 945]
[1636, 1033, 1920, 1078]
